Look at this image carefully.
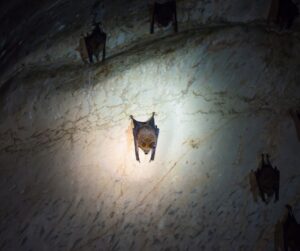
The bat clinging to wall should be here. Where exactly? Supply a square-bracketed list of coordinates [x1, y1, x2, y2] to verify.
[150, 0, 178, 34]
[283, 205, 300, 251]
[77, 23, 106, 64]
[253, 154, 280, 204]
[268, 0, 299, 29]
[130, 112, 159, 162]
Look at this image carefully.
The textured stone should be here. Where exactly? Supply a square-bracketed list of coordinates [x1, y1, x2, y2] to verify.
[1, 1, 300, 251]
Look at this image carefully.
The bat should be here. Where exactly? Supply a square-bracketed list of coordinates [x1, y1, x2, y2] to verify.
[150, 0, 178, 34]
[254, 154, 280, 204]
[77, 22, 106, 64]
[283, 205, 300, 251]
[130, 112, 159, 162]
[268, 0, 299, 29]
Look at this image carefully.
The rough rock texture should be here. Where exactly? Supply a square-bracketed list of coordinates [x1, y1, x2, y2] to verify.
[1, 1, 300, 251]
[0, 0, 275, 84]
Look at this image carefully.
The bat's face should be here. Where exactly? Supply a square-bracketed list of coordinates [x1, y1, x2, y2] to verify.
[137, 126, 157, 155]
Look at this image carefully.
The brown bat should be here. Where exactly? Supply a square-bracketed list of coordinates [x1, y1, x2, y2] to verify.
[253, 154, 280, 204]
[77, 23, 106, 64]
[283, 205, 300, 251]
[130, 112, 159, 162]
[150, 0, 178, 34]
[268, 0, 299, 29]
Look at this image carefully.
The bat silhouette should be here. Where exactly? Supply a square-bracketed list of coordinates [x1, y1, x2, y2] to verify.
[283, 205, 300, 251]
[77, 22, 106, 64]
[268, 0, 299, 29]
[150, 0, 178, 34]
[254, 154, 280, 204]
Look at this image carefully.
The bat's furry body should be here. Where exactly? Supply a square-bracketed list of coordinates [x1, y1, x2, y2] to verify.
[150, 1, 178, 33]
[254, 154, 280, 204]
[268, 0, 299, 29]
[77, 23, 106, 64]
[283, 205, 300, 251]
[130, 113, 159, 162]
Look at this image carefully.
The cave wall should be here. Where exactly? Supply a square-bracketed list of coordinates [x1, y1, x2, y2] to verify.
[1, 1, 300, 251]
[0, 0, 275, 84]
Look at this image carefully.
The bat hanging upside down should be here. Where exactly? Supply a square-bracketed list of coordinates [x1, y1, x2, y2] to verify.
[268, 0, 299, 29]
[76, 22, 106, 64]
[130, 112, 159, 162]
[283, 205, 300, 251]
[150, 0, 178, 34]
[254, 154, 280, 204]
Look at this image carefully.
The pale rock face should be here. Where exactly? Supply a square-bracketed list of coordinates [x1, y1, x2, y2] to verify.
[1, 0, 300, 251]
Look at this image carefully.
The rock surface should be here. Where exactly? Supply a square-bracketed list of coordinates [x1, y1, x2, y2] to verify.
[1, 1, 300, 251]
